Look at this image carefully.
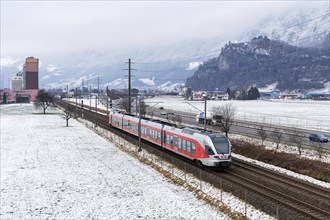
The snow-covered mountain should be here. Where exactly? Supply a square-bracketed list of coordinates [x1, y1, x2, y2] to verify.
[1, 2, 328, 91]
[239, 2, 329, 48]
[0, 37, 224, 91]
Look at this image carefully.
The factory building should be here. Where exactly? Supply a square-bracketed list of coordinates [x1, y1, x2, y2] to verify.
[11, 73, 24, 90]
[24, 57, 39, 90]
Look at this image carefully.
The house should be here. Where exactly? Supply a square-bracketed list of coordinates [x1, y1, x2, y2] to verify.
[260, 90, 281, 99]
[304, 92, 330, 100]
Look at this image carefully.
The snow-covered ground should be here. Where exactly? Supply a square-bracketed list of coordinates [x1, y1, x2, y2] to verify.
[70, 95, 330, 134]
[1, 104, 273, 220]
[70, 96, 330, 162]
[144, 96, 330, 133]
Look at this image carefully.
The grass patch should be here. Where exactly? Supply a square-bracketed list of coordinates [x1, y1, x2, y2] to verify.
[232, 140, 330, 183]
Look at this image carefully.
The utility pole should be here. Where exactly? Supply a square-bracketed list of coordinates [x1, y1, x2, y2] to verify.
[128, 58, 132, 114]
[204, 97, 207, 131]
[124, 58, 136, 114]
[138, 98, 142, 152]
[86, 77, 89, 94]
[82, 79, 84, 95]
[89, 85, 92, 110]
[203, 94, 207, 132]
[106, 86, 109, 113]
[95, 94, 97, 128]
[96, 76, 101, 105]
[75, 87, 77, 106]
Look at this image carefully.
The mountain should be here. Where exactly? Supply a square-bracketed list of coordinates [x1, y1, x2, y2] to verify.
[0, 37, 224, 91]
[239, 2, 329, 48]
[185, 36, 330, 92]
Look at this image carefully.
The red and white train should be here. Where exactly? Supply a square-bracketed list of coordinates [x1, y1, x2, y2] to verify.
[109, 111, 232, 168]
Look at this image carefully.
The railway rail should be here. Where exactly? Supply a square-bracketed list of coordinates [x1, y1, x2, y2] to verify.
[56, 100, 330, 219]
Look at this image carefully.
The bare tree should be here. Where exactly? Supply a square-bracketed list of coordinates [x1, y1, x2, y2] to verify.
[140, 100, 147, 117]
[174, 115, 182, 126]
[295, 136, 304, 155]
[273, 128, 283, 150]
[211, 103, 237, 137]
[63, 104, 74, 126]
[171, 114, 182, 126]
[166, 113, 175, 123]
[289, 130, 304, 155]
[313, 141, 324, 159]
[258, 126, 267, 145]
[119, 97, 130, 113]
[34, 89, 55, 114]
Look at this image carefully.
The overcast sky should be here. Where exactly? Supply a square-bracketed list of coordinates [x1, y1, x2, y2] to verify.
[0, 1, 326, 58]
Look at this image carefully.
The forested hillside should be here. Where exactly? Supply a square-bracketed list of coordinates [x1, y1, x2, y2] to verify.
[186, 36, 330, 91]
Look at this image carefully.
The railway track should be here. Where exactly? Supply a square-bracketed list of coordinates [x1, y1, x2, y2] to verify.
[224, 159, 330, 219]
[57, 101, 330, 219]
[232, 158, 330, 206]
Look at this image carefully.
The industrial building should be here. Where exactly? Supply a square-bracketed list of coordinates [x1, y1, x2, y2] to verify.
[11, 74, 24, 90]
[24, 57, 39, 90]
[1, 56, 39, 104]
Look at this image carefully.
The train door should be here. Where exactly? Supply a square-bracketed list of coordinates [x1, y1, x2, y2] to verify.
[160, 125, 165, 148]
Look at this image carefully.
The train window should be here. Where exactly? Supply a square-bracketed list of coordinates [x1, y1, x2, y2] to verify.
[157, 131, 161, 140]
[205, 145, 215, 155]
[177, 138, 182, 149]
[212, 137, 230, 154]
[173, 137, 178, 147]
[187, 141, 191, 152]
[191, 143, 196, 154]
[166, 134, 170, 144]
[182, 140, 187, 151]
[169, 136, 174, 145]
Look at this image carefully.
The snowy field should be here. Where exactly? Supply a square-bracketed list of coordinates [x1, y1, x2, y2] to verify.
[144, 96, 330, 133]
[2, 104, 329, 220]
[1, 104, 272, 220]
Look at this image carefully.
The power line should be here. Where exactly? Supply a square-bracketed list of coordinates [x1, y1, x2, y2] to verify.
[275, 12, 329, 35]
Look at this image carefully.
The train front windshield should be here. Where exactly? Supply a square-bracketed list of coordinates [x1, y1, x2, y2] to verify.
[211, 136, 230, 154]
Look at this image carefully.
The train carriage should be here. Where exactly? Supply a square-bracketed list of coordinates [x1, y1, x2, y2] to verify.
[109, 111, 231, 168]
